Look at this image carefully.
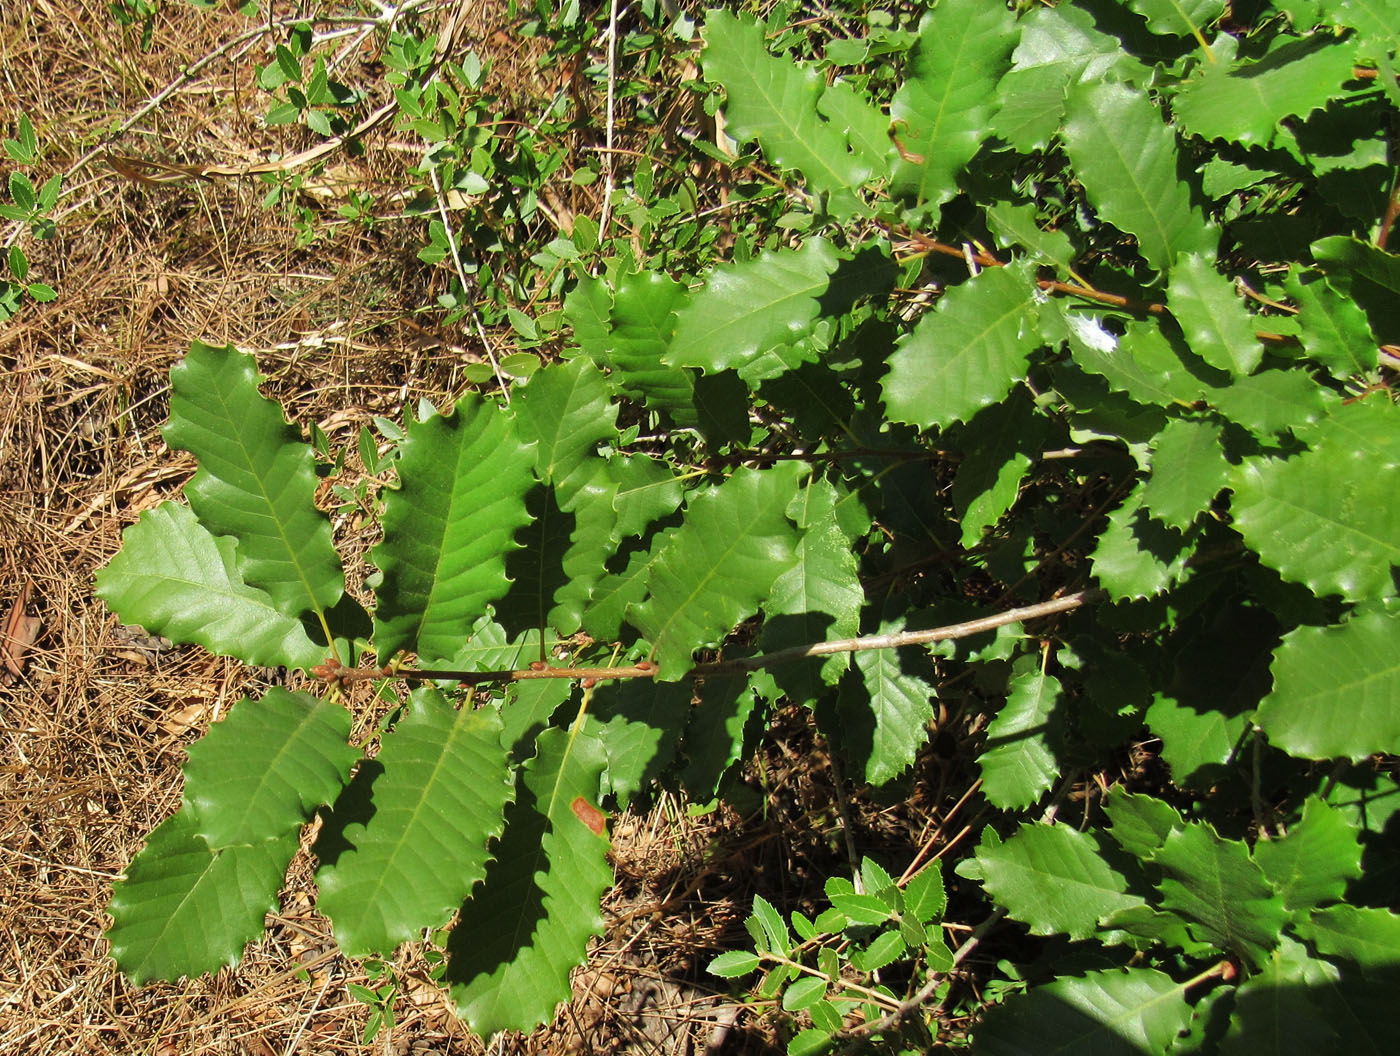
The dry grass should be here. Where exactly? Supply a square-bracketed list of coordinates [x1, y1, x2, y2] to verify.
[0, 3, 969, 1053]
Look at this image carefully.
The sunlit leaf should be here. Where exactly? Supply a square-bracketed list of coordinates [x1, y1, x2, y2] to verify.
[979, 668, 1062, 809]
[883, 265, 1038, 430]
[164, 341, 344, 618]
[1090, 490, 1194, 601]
[1152, 821, 1288, 967]
[1061, 82, 1216, 274]
[974, 968, 1191, 1055]
[701, 11, 872, 215]
[1230, 399, 1400, 602]
[631, 464, 804, 681]
[1175, 36, 1361, 149]
[888, 0, 1018, 208]
[512, 357, 617, 499]
[1139, 417, 1227, 530]
[1167, 253, 1262, 376]
[1287, 271, 1377, 378]
[183, 689, 356, 848]
[666, 239, 840, 375]
[108, 810, 297, 984]
[1254, 796, 1362, 912]
[760, 475, 864, 704]
[1126, 0, 1227, 37]
[373, 397, 537, 664]
[96, 502, 326, 670]
[992, 4, 1149, 152]
[1257, 608, 1400, 760]
[976, 823, 1145, 940]
[316, 689, 513, 957]
[836, 625, 935, 786]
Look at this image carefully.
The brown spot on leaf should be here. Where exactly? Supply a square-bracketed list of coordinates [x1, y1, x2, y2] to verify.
[571, 796, 607, 837]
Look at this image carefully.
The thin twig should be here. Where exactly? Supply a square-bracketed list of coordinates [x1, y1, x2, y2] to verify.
[596, 0, 621, 251]
[9, 1, 450, 249]
[429, 166, 511, 401]
[835, 907, 1009, 1050]
[317, 660, 659, 686]
[316, 590, 1103, 688]
[695, 590, 1102, 675]
[898, 231, 1167, 316]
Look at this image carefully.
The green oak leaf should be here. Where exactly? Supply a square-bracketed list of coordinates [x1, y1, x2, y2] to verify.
[107, 809, 298, 984]
[701, 11, 873, 215]
[1230, 399, 1400, 602]
[979, 668, 1062, 810]
[1175, 36, 1362, 149]
[183, 689, 356, 849]
[1257, 608, 1400, 760]
[1140, 417, 1228, 530]
[976, 823, 1145, 940]
[1167, 253, 1262, 376]
[1152, 821, 1288, 967]
[1253, 796, 1363, 912]
[631, 463, 804, 681]
[836, 624, 936, 786]
[316, 689, 513, 958]
[760, 475, 865, 704]
[975, 967, 1192, 1056]
[445, 723, 613, 1034]
[95, 502, 327, 670]
[373, 396, 538, 664]
[888, 0, 1018, 209]
[666, 239, 839, 375]
[1061, 81, 1216, 274]
[163, 341, 344, 618]
[883, 264, 1038, 430]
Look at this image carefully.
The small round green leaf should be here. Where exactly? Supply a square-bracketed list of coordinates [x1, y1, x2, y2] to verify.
[709, 951, 763, 978]
[782, 975, 827, 1011]
[852, 930, 906, 972]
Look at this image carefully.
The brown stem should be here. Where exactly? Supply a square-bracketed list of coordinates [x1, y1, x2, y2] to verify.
[898, 230, 1166, 316]
[692, 590, 1101, 675]
[1378, 167, 1400, 251]
[316, 660, 661, 687]
[893, 230, 1382, 357]
[315, 590, 1103, 690]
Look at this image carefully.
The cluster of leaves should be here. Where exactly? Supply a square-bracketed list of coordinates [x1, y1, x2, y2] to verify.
[1, 115, 60, 319]
[250, 0, 789, 349]
[91, 0, 1400, 1051]
[711, 858, 951, 1054]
